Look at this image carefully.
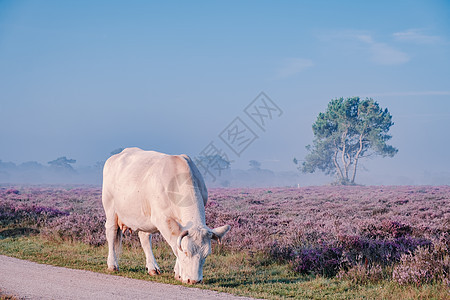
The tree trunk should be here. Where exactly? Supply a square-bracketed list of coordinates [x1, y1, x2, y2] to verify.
[340, 129, 349, 182]
[351, 133, 364, 183]
[351, 158, 358, 184]
[333, 149, 344, 181]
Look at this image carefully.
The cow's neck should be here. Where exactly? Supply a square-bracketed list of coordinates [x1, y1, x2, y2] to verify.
[178, 198, 206, 228]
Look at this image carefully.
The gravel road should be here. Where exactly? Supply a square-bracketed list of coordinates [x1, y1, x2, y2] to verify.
[0, 255, 255, 300]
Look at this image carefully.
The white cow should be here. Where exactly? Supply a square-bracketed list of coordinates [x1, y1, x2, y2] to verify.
[102, 148, 230, 284]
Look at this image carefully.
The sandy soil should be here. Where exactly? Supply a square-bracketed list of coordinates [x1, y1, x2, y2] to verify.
[0, 255, 255, 300]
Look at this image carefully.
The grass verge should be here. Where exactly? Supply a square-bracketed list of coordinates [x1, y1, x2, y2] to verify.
[0, 235, 448, 299]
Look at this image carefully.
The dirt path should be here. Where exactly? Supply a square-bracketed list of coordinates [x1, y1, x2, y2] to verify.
[0, 255, 255, 300]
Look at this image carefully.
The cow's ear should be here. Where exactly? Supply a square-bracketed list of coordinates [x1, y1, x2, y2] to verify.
[166, 218, 182, 237]
[211, 225, 231, 244]
[177, 230, 189, 252]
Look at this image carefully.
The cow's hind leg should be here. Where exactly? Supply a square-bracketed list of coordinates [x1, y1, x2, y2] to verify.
[105, 216, 122, 271]
[138, 231, 161, 275]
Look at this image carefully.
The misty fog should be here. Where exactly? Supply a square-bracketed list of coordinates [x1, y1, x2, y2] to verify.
[1, 1, 449, 187]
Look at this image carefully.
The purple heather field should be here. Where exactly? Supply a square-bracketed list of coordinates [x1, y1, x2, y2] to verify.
[1, 185, 449, 284]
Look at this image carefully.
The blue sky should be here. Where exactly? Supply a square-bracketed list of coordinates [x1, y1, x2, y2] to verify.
[1, 0, 449, 184]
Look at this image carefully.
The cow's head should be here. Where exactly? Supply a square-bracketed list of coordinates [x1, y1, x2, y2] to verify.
[175, 224, 230, 284]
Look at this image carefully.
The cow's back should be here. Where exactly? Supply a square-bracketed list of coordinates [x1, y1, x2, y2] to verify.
[102, 147, 207, 232]
[103, 148, 165, 191]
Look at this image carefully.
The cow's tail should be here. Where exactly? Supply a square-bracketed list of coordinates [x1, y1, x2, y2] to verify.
[114, 226, 123, 257]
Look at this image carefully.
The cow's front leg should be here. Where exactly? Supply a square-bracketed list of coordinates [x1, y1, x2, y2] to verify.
[105, 222, 122, 271]
[150, 216, 182, 280]
[174, 258, 181, 281]
[138, 231, 161, 275]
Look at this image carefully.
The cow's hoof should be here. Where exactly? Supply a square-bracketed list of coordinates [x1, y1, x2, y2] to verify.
[148, 269, 161, 276]
[107, 266, 119, 272]
[183, 279, 201, 284]
[174, 274, 182, 281]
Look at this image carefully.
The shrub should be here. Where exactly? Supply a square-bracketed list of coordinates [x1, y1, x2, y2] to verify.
[270, 235, 432, 277]
[393, 238, 450, 286]
[292, 244, 342, 277]
[338, 234, 432, 267]
[42, 213, 106, 246]
[337, 264, 383, 284]
[2, 185, 449, 284]
[360, 220, 412, 239]
[5, 189, 20, 195]
[0, 201, 68, 226]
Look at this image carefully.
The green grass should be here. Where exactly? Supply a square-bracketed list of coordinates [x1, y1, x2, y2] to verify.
[0, 235, 448, 299]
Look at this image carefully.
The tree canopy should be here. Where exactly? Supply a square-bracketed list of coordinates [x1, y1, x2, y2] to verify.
[296, 97, 398, 184]
[48, 156, 77, 172]
[249, 160, 261, 169]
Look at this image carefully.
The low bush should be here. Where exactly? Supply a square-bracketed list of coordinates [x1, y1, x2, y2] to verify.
[337, 264, 384, 284]
[41, 213, 106, 246]
[0, 200, 68, 227]
[393, 238, 450, 286]
[1, 185, 449, 287]
[270, 232, 433, 277]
